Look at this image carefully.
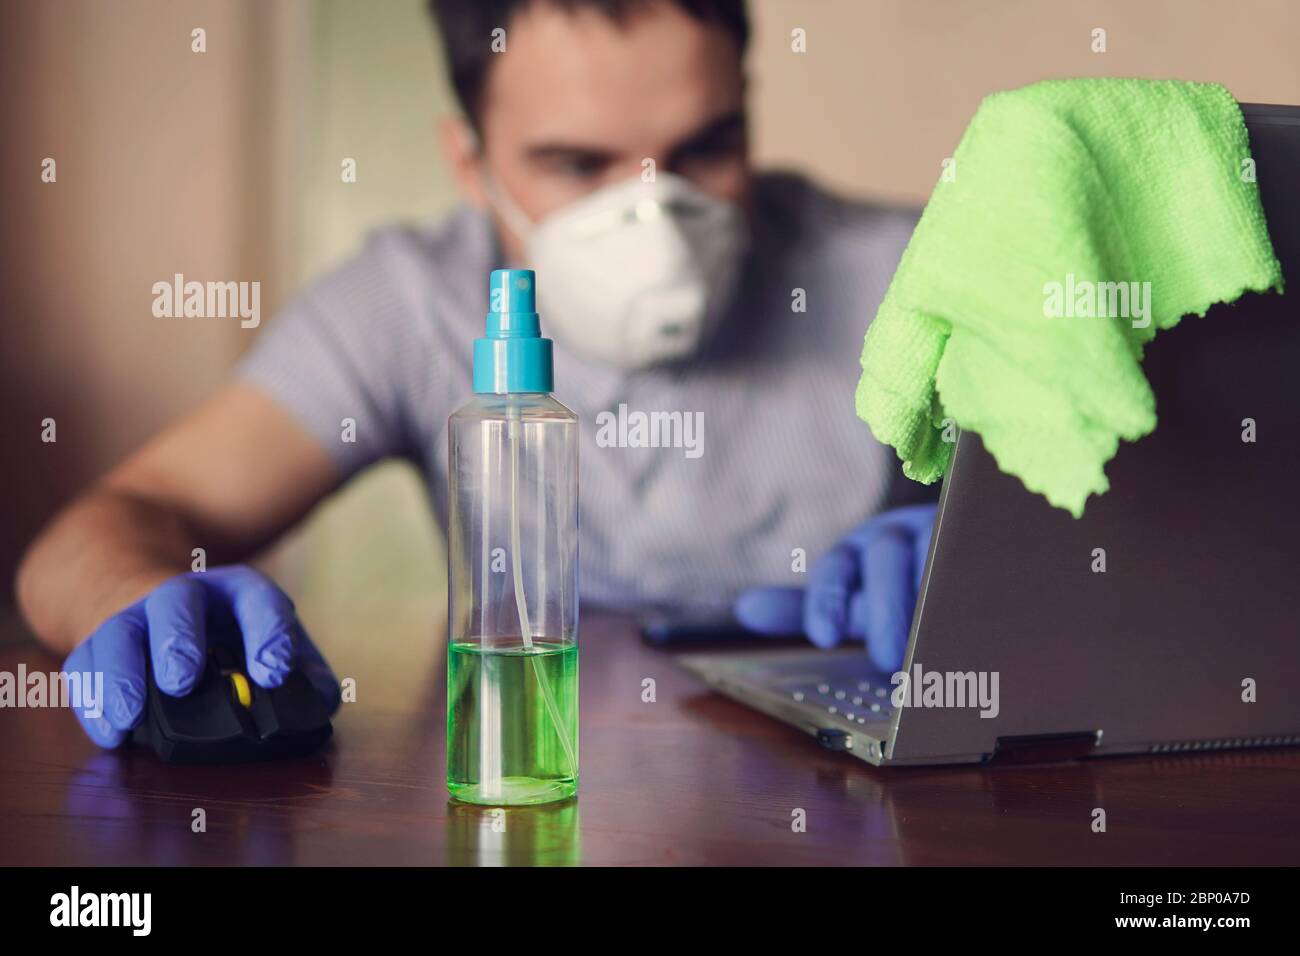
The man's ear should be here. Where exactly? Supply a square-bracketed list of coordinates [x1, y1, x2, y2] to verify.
[440, 115, 488, 207]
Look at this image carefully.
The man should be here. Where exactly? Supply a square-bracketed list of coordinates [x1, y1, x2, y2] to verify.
[16, 0, 935, 746]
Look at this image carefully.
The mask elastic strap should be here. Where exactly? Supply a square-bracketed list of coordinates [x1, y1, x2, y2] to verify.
[467, 127, 536, 243]
[481, 172, 536, 244]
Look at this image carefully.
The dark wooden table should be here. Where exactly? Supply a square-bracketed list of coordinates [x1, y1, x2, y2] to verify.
[3, 598, 1299, 866]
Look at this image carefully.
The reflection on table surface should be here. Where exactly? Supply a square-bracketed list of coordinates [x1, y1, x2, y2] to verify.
[3, 601, 1300, 866]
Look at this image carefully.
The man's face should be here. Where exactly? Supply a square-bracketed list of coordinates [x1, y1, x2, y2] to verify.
[447, 1, 751, 262]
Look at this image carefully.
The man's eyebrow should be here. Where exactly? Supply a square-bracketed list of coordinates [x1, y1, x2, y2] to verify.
[524, 142, 619, 164]
[522, 110, 747, 166]
[667, 109, 747, 158]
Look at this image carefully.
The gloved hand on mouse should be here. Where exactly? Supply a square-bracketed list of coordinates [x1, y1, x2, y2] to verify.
[62, 565, 340, 748]
[733, 503, 937, 674]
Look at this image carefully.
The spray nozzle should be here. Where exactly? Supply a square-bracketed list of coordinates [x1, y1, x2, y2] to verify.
[489, 268, 536, 316]
[486, 269, 540, 337]
[475, 269, 553, 393]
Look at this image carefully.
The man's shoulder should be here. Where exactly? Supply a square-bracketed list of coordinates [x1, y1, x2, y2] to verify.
[746, 172, 918, 351]
[295, 206, 494, 337]
[753, 170, 919, 254]
[358, 205, 492, 296]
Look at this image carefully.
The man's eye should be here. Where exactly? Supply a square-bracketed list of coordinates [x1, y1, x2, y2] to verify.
[559, 155, 606, 179]
[677, 135, 744, 165]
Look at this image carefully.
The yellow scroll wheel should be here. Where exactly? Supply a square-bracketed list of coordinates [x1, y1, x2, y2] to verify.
[227, 671, 252, 708]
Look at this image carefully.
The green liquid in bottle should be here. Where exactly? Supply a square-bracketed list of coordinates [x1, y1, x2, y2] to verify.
[447, 638, 579, 806]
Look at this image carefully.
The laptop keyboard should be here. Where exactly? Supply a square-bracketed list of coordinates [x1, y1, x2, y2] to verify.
[783, 676, 894, 724]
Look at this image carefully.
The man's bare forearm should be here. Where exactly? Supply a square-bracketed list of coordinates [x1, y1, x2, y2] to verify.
[16, 489, 203, 654]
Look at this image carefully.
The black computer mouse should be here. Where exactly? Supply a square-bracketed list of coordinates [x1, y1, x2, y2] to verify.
[132, 640, 332, 764]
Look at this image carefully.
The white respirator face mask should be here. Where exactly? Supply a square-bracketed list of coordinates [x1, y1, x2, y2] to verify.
[484, 171, 749, 369]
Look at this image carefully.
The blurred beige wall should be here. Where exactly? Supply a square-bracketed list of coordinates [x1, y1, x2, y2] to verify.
[3, 0, 1299, 613]
[0, 0, 307, 604]
[749, 0, 1300, 204]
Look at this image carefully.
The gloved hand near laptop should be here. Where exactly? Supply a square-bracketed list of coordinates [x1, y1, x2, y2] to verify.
[733, 504, 936, 674]
[62, 565, 341, 748]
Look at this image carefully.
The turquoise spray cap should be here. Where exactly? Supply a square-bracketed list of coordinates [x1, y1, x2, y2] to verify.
[473, 269, 554, 394]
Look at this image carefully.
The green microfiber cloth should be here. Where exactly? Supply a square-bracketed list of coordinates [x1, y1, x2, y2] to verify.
[855, 78, 1282, 517]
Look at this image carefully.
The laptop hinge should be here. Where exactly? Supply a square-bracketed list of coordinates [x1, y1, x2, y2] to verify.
[990, 730, 1102, 764]
[815, 728, 853, 751]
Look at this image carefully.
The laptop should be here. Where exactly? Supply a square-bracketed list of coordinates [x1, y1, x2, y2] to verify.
[678, 103, 1300, 766]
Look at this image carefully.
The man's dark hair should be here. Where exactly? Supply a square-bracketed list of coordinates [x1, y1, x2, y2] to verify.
[428, 0, 750, 129]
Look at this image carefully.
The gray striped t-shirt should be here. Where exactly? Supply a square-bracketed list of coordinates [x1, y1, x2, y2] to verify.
[238, 172, 918, 616]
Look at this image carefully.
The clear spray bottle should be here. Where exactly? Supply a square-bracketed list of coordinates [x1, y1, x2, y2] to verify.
[447, 269, 579, 806]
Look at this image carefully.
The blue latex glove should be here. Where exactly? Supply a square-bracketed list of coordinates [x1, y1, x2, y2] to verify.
[733, 503, 937, 674]
[62, 565, 341, 748]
